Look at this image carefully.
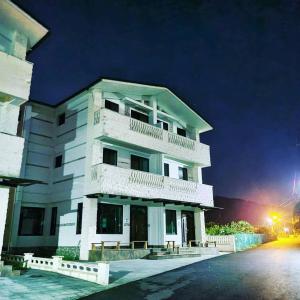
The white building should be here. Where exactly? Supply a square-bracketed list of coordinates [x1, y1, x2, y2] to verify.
[7, 79, 215, 260]
[0, 0, 47, 260]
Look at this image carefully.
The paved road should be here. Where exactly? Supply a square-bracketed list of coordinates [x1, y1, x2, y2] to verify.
[83, 238, 300, 300]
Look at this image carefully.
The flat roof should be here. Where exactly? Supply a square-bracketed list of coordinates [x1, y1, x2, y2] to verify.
[0, 175, 45, 187]
[0, 0, 48, 49]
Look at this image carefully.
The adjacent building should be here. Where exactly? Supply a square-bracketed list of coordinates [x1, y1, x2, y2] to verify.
[0, 0, 47, 259]
[7, 79, 215, 260]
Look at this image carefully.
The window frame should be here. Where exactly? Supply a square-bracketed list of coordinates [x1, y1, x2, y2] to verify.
[18, 207, 45, 236]
[177, 127, 186, 137]
[165, 210, 177, 235]
[105, 99, 119, 112]
[164, 163, 170, 177]
[57, 113, 66, 126]
[76, 203, 83, 235]
[103, 148, 118, 166]
[131, 154, 149, 172]
[157, 119, 169, 131]
[50, 207, 58, 236]
[97, 203, 123, 234]
[130, 108, 149, 124]
[54, 155, 63, 168]
[178, 167, 188, 181]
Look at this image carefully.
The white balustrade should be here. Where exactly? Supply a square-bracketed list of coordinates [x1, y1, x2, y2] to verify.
[89, 164, 213, 206]
[129, 170, 164, 188]
[129, 118, 163, 140]
[168, 132, 195, 150]
[21, 253, 109, 285]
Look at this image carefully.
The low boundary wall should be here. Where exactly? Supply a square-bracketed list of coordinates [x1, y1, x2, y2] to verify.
[2, 253, 109, 285]
[207, 234, 268, 252]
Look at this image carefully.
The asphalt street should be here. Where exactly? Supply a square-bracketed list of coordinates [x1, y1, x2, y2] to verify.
[82, 238, 300, 300]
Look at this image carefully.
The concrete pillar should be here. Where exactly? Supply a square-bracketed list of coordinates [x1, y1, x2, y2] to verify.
[52, 255, 63, 271]
[194, 209, 206, 244]
[148, 206, 165, 247]
[0, 187, 10, 260]
[79, 197, 98, 260]
[96, 261, 110, 285]
[150, 96, 157, 125]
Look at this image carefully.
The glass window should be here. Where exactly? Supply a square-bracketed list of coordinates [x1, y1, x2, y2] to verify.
[158, 120, 169, 131]
[166, 210, 177, 235]
[131, 155, 149, 172]
[177, 127, 186, 137]
[18, 207, 45, 236]
[179, 167, 188, 181]
[76, 203, 83, 234]
[55, 155, 63, 168]
[131, 109, 149, 123]
[50, 207, 57, 236]
[97, 203, 123, 234]
[164, 163, 170, 176]
[105, 100, 119, 112]
[103, 148, 117, 166]
[57, 113, 65, 126]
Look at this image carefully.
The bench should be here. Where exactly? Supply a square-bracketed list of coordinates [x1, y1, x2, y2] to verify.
[92, 241, 122, 251]
[130, 241, 148, 249]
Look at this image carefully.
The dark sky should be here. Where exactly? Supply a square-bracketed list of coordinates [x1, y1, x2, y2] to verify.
[14, 0, 300, 204]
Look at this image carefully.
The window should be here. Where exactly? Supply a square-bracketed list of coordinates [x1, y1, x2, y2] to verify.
[76, 203, 83, 234]
[103, 148, 117, 166]
[18, 207, 45, 236]
[50, 207, 57, 236]
[131, 155, 149, 172]
[164, 163, 170, 177]
[177, 127, 186, 137]
[158, 120, 169, 131]
[178, 167, 188, 181]
[54, 155, 63, 168]
[57, 113, 65, 126]
[105, 100, 119, 112]
[166, 210, 177, 235]
[131, 109, 149, 123]
[97, 203, 123, 234]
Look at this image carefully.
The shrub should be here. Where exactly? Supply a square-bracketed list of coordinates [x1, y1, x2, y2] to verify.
[206, 220, 254, 235]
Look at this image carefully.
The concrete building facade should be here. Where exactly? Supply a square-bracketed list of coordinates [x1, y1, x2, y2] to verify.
[8, 79, 215, 260]
[0, 0, 47, 259]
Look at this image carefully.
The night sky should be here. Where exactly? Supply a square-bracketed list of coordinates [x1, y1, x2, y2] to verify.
[14, 0, 300, 204]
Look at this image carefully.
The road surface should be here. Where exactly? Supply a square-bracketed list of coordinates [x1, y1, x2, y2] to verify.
[83, 238, 300, 300]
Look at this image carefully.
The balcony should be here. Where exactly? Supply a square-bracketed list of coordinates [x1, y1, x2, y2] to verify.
[0, 133, 24, 177]
[93, 108, 210, 166]
[0, 50, 33, 102]
[88, 163, 214, 206]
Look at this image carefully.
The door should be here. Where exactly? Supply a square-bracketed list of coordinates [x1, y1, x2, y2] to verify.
[130, 205, 148, 244]
[181, 211, 195, 246]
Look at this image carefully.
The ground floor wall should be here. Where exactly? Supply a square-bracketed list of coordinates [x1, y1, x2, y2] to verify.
[0, 187, 9, 259]
[9, 196, 207, 260]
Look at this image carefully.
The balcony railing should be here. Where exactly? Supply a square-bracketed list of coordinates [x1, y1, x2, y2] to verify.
[88, 163, 214, 206]
[168, 132, 195, 150]
[93, 108, 210, 166]
[129, 118, 163, 140]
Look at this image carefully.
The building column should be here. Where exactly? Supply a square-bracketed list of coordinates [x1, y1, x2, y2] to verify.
[79, 197, 98, 260]
[148, 206, 165, 247]
[194, 209, 206, 244]
[0, 187, 10, 260]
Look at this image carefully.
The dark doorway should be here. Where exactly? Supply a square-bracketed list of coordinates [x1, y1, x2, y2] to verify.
[130, 205, 148, 245]
[181, 211, 195, 245]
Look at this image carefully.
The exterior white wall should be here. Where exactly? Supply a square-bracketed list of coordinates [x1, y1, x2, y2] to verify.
[0, 187, 9, 259]
[0, 50, 33, 101]
[10, 82, 213, 258]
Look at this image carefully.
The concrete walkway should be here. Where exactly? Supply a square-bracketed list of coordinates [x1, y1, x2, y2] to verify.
[0, 254, 222, 299]
[84, 239, 300, 300]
